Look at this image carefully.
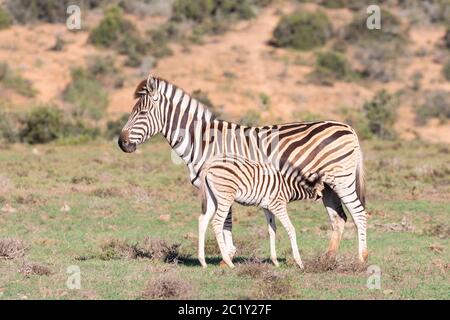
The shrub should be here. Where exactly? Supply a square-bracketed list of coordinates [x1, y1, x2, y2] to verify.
[142, 273, 193, 299]
[310, 51, 355, 83]
[415, 90, 450, 125]
[270, 10, 332, 50]
[292, 111, 321, 122]
[89, 6, 138, 48]
[19, 105, 100, 144]
[85, 55, 124, 88]
[362, 90, 397, 139]
[63, 67, 109, 121]
[6, 0, 104, 24]
[0, 62, 36, 97]
[0, 6, 12, 29]
[172, 0, 254, 23]
[344, 9, 405, 45]
[19, 106, 64, 144]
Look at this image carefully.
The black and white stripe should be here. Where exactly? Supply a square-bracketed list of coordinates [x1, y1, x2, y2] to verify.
[119, 74, 368, 264]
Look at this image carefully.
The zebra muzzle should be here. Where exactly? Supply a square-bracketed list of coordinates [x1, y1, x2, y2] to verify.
[118, 131, 137, 153]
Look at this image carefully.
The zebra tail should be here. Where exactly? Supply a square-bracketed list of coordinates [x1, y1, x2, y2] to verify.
[355, 147, 366, 208]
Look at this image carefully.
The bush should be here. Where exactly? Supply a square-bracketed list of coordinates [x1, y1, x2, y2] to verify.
[320, 0, 363, 10]
[172, 0, 254, 23]
[310, 51, 355, 83]
[85, 55, 124, 88]
[339, 107, 372, 140]
[19, 105, 100, 144]
[19, 106, 64, 144]
[89, 6, 138, 48]
[6, 0, 104, 24]
[0, 7, 12, 29]
[270, 10, 332, 51]
[344, 9, 405, 45]
[362, 90, 397, 139]
[291, 111, 321, 122]
[63, 68, 109, 121]
[0, 62, 36, 97]
[415, 91, 450, 125]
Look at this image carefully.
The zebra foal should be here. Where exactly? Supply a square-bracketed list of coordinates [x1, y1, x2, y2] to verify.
[198, 155, 318, 269]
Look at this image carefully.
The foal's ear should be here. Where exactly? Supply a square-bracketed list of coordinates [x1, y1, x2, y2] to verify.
[133, 79, 147, 99]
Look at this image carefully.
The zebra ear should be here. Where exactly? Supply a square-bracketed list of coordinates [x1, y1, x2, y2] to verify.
[146, 75, 156, 94]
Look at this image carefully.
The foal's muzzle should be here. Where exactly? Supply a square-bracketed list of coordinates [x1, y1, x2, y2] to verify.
[118, 130, 137, 153]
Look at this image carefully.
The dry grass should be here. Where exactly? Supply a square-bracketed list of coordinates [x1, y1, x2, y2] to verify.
[141, 273, 193, 300]
[19, 261, 52, 277]
[252, 270, 296, 299]
[423, 224, 450, 239]
[304, 252, 367, 274]
[0, 238, 27, 260]
[98, 237, 190, 263]
[236, 258, 271, 278]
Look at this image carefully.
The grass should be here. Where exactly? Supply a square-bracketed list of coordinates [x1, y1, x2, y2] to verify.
[0, 138, 448, 299]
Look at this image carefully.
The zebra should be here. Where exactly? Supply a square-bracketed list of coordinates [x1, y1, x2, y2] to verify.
[199, 154, 318, 269]
[118, 74, 368, 264]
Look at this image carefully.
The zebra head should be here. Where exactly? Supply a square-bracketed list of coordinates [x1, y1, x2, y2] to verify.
[118, 75, 163, 153]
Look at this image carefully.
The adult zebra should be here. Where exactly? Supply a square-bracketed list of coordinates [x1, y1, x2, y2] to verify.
[118, 74, 368, 263]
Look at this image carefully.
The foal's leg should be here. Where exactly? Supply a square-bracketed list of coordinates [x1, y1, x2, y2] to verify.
[198, 180, 217, 268]
[270, 202, 304, 269]
[322, 185, 347, 258]
[212, 199, 235, 268]
[223, 208, 237, 258]
[263, 208, 279, 267]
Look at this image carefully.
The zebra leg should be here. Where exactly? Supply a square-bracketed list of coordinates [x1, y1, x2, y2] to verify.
[223, 208, 237, 259]
[198, 178, 217, 268]
[263, 208, 279, 267]
[334, 184, 368, 263]
[322, 185, 347, 258]
[271, 203, 304, 269]
[212, 202, 235, 268]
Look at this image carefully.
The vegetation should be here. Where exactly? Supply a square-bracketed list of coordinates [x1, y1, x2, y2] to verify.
[445, 27, 450, 50]
[310, 51, 355, 84]
[443, 60, 450, 81]
[0, 139, 448, 299]
[239, 109, 261, 126]
[0, 62, 36, 97]
[362, 90, 398, 139]
[63, 68, 109, 121]
[270, 10, 332, 50]
[105, 114, 130, 140]
[415, 90, 450, 125]
[0, 6, 13, 29]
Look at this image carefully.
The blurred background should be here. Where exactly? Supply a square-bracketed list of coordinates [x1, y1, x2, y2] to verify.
[0, 0, 449, 145]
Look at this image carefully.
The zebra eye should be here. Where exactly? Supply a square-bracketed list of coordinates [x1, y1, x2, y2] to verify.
[139, 110, 148, 115]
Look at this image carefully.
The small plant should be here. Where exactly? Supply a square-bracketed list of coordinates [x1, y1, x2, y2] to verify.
[258, 92, 270, 111]
[362, 90, 398, 139]
[445, 27, 450, 50]
[63, 67, 109, 121]
[0, 111, 20, 143]
[270, 10, 332, 51]
[0, 62, 36, 97]
[339, 107, 372, 140]
[291, 111, 321, 122]
[0, 238, 27, 260]
[0, 6, 12, 29]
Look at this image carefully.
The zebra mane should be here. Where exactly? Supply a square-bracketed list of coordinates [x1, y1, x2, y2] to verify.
[154, 77, 217, 121]
[133, 79, 148, 99]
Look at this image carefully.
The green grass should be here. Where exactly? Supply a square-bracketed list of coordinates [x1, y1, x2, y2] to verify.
[0, 138, 449, 299]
